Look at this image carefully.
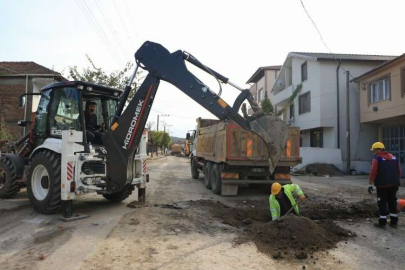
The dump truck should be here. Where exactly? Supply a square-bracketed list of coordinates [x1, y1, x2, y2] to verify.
[189, 118, 301, 196]
[171, 144, 182, 155]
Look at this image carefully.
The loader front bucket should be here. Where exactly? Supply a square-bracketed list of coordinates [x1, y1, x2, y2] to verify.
[249, 114, 288, 174]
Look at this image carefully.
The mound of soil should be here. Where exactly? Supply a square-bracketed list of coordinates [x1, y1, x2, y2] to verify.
[237, 215, 354, 259]
[296, 163, 345, 176]
[193, 200, 356, 259]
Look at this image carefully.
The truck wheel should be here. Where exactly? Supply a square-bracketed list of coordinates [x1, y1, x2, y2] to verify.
[27, 151, 61, 214]
[0, 157, 20, 198]
[210, 164, 222, 195]
[191, 157, 199, 179]
[203, 162, 212, 189]
[103, 185, 133, 202]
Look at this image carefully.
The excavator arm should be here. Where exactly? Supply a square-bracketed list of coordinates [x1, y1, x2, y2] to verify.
[102, 41, 287, 193]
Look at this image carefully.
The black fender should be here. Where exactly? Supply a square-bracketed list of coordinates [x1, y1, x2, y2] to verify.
[2, 154, 25, 178]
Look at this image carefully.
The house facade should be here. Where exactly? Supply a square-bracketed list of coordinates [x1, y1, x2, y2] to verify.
[0, 62, 64, 137]
[354, 54, 405, 175]
[246, 66, 281, 113]
[272, 53, 396, 172]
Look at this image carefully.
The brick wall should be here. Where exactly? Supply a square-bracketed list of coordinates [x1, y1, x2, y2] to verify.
[0, 84, 25, 138]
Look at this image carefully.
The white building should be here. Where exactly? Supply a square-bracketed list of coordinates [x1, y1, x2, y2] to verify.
[272, 52, 396, 173]
[246, 65, 281, 114]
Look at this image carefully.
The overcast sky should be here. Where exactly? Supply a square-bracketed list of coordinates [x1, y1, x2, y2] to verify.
[1, 0, 404, 137]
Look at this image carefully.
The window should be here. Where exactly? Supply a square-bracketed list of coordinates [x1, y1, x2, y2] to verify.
[258, 88, 263, 101]
[301, 62, 307, 82]
[289, 103, 295, 119]
[382, 125, 405, 165]
[50, 88, 81, 135]
[299, 91, 311, 114]
[310, 128, 323, 148]
[370, 77, 390, 103]
[33, 90, 51, 137]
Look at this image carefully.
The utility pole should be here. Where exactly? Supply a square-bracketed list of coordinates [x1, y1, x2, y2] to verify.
[157, 114, 169, 131]
[346, 71, 351, 174]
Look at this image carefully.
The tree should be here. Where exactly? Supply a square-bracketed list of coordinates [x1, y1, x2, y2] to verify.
[260, 91, 274, 114]
[68, 55, 143, 100]
[162, 132, 171, 148]
[0, 117, 13, 142]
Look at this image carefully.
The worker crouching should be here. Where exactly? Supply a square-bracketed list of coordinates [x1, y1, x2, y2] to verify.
[368, 142, 401, 228]
[269, 183, 307, 221]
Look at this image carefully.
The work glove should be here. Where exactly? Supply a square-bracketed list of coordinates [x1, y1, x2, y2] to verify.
[299, 195, 306, 201]
[368, 185, 374, 194]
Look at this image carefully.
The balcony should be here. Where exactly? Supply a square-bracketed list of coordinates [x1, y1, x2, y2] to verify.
[273, 84, 294, 106]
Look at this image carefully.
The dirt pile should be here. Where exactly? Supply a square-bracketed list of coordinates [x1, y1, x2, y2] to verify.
[295, 163, 345, 176]
[191, 200, 356, 260]
[238, 215, 354, 259]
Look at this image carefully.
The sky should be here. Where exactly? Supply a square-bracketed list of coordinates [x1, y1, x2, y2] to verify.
[1, 0, 404, 137]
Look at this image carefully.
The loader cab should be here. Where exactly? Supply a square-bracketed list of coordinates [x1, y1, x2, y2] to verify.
[31, 81, 122, 149]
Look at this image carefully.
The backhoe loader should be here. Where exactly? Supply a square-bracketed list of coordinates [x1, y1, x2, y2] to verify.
[0, 41, 288, 217]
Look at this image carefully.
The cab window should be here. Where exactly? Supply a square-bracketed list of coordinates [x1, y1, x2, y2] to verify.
[50, 88, 81, 135]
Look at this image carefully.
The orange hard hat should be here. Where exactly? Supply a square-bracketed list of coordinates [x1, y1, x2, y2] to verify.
[271, 182, 282, 195]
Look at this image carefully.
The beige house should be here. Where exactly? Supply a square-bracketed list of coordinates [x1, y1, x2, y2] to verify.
[354, 54, 405, 174]
[246, 66, 281, 114]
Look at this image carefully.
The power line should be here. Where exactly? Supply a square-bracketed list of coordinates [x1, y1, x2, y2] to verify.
[113, 0, 135, 48]
[74, 0, 123, 65]
[299, 0, 359, 89]
[93, 0, 130, 57]
[81, 0, 125, 63]
[124, 0, 139, 40]
[151, 109, 196, 119]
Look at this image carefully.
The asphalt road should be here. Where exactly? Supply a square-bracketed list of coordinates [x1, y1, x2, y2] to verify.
[1, 156, 404, 270]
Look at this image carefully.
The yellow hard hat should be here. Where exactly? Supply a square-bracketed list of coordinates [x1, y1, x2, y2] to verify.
[271, 182, 282, 195]
[371, 142, 385, 151]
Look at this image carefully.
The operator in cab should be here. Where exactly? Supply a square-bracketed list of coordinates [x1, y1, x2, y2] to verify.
[84, 101, 105, 144]
[269, 182, 307, 221]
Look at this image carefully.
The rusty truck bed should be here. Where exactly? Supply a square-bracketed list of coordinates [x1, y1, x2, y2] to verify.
[196, 119, 301, 167]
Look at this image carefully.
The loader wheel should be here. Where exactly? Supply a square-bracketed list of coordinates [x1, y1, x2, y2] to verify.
[210, 163, 222, 195]
[191, 157, 199, 179]
[0, 157, 20, 198]
[103, 185, 133, 202]
[203, 162, 212, 189]
[27, 151, 61, 214]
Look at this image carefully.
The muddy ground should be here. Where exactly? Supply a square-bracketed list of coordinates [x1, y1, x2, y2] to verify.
[1, 156, 405, 270]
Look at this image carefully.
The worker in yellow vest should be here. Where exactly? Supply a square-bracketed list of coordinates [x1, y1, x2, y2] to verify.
[269, 183, 307, 221]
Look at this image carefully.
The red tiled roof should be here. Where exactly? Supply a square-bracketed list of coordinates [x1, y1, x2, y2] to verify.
[0, 62, 61, 76]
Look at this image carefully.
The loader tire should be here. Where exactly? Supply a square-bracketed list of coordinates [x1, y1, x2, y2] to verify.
[191, 157, 199, 179]
[27, 151, 61, 214]
[103, 185, 133, 202]
[203, 162, 212, 189]
[210, 163, 222, 195]
[0, 157, 20, 198]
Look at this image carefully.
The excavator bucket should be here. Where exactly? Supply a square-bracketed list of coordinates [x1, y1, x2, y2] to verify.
[249, 114, 288, 174]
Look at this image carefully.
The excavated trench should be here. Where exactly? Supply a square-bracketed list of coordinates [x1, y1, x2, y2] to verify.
[170, 196, 377, 260]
